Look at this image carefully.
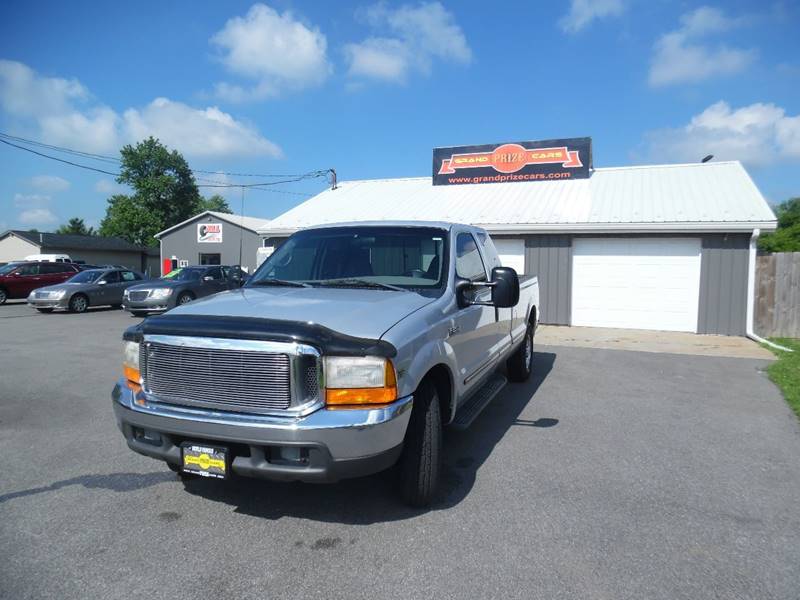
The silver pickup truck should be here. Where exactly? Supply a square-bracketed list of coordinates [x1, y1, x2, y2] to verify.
[112, 222, 539, 506]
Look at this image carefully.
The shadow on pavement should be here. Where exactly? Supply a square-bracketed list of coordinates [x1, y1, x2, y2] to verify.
[0, 471, 175, 503]
[178, 351, 557, 523]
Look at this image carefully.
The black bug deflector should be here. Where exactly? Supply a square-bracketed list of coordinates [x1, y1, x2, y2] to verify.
[122, 314, 397, 358]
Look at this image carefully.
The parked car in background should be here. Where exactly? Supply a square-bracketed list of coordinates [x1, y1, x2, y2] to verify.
[0, 261, 81, 305]
[27, 267, 146, 313]
[122, 265, 247, 316]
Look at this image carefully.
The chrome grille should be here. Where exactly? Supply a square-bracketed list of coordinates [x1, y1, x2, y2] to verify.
[142, 340, 292, 413]
[128, 291, 149, 301]
[35, 291, 53, 299]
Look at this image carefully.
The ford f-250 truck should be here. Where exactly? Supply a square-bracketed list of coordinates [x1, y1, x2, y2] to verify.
[113, 222, 539, 506]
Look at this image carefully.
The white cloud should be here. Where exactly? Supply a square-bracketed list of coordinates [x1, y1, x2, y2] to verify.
[210, 3, 331, 102]
[649, 6, 756, 87]
[14, 193, 57, 227]
[28, 175, 70, 192]
[18, 208, 58, 227]
[94, 179, 123, 194]
[0, 59, 282, 158]
[559, 0, 625, 33]
[122, 98, 282, 158]
[345, 2, 471, 84]
[343, 38, 411, 82]
[644, 101, 800, 166]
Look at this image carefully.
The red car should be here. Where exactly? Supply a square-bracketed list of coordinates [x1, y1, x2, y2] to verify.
[0, 262, 81, 304]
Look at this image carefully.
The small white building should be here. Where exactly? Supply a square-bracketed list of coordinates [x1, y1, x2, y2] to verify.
[259, 161, 776, 335]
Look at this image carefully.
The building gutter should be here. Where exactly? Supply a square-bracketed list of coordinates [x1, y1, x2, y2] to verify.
[259, 221, 778, 237]
[745, 228, 792, 352]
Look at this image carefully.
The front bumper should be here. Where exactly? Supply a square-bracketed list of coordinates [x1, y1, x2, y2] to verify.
[112, 380, 412, 482]
[123, 298, 172, 313]
[27, 295, 69, 309]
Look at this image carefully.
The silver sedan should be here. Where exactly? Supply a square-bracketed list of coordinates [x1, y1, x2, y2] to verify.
[27, 268, 146, 313]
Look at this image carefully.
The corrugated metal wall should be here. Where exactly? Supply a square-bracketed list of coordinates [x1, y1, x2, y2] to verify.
[698, 234, 749, 335]
[524, 235, 572, 325]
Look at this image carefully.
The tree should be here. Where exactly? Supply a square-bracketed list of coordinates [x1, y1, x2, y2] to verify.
[759, 197, 800, 252]
[56, 217, 95, 236]
[99, 195, 163, 247]
[99, 137, 202, 246]
[199, 194, 233, 214]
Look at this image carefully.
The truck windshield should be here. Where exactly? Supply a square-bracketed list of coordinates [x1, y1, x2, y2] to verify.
[249, 227, 448, 293]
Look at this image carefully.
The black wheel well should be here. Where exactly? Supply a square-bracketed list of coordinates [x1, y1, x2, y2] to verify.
[420, 364, 454, 425]
[529, 306, 537, 327]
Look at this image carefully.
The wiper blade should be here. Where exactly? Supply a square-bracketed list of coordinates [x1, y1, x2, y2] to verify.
[314, 278, 408, 292]
[249, 278, 310, 288]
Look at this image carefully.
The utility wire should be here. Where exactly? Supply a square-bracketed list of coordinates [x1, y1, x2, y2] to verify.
[0, 131, 327, 180]
[0, 138, 121, 176]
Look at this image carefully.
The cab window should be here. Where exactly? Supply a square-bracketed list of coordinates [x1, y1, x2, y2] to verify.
[455, 233, 487, 282]
[121, 271, 139, 281]
[206, 267, 223, 280]
[101, 271, 121, 283]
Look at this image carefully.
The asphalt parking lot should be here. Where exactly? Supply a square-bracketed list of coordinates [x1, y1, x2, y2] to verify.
[2, 300, 799, 600]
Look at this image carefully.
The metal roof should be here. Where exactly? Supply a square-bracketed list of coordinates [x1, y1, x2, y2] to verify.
[2, 230, 146, 252]
[260, 161, 776, 236]
[155, 210, 271, 238]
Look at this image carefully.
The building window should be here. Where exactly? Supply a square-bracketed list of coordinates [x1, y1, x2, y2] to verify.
[199, 253, 221, 265]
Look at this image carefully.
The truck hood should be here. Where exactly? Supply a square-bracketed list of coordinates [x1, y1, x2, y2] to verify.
[169, 287, 435, 340]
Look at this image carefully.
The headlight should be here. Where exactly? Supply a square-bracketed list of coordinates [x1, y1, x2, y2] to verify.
[324, 356, 397, 406]
[123, 341, 141, 386]
[150, 288, 172, 299]
[51, 290, 66, 299]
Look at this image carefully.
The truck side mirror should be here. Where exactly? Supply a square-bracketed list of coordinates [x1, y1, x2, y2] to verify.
[455, 266, 520, 309]
[489, 266, 519, 308]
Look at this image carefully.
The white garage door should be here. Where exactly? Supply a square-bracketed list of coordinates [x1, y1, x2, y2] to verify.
[571, 238, 702, 332]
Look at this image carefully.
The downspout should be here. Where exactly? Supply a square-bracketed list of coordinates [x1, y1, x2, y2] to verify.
[746, 228, 793, 352]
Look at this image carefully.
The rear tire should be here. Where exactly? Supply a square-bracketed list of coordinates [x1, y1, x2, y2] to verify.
[36, 308, 54, 313]
[400, 379, 442, 507]
[68, 294, 88, 313]
[0, 287, 7, 305]
[507, 322, 534, 382]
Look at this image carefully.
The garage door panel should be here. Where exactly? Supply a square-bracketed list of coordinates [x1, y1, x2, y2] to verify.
[571, 238, 701, 332]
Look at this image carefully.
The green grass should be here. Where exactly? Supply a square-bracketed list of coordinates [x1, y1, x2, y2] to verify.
[764, 338, 800, 419]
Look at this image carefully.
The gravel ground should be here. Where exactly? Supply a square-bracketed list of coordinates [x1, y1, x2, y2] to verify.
[1, 300, 799, 600]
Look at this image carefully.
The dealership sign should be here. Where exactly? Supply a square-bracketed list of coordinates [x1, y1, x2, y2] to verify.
[198, 222, 223, 243]
[432, 137, 592, 186]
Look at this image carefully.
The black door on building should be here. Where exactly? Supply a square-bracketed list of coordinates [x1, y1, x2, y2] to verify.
[199, 253, 221, 265]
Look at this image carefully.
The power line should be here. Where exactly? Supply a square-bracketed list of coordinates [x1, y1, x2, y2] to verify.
[0, 131, 329, 180]
[0, 138, 121, 176]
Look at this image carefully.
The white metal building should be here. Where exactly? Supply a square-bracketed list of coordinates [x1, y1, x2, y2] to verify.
[259, 161, 776, 335]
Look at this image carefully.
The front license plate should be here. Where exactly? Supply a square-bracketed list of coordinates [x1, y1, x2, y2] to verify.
[181, 443, 228, 479]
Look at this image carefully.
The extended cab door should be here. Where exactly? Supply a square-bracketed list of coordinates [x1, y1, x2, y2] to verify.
[448, 231, 505, 395]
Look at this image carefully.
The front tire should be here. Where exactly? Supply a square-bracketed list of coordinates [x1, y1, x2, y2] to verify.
[177, 292, 194, 306]
[0, 287, 7, 305]
[68, 294, 88, 313]
[507, 322, 534, 382]
[400, 379, 442, 507]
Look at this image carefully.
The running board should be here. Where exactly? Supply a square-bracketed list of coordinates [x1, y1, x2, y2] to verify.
[450, 373, 507, 431]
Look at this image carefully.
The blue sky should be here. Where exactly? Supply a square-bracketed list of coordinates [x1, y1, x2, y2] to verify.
[1, 0, 798, 232]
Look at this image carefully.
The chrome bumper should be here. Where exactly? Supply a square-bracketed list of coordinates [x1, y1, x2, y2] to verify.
[112, 380, 413, 481]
